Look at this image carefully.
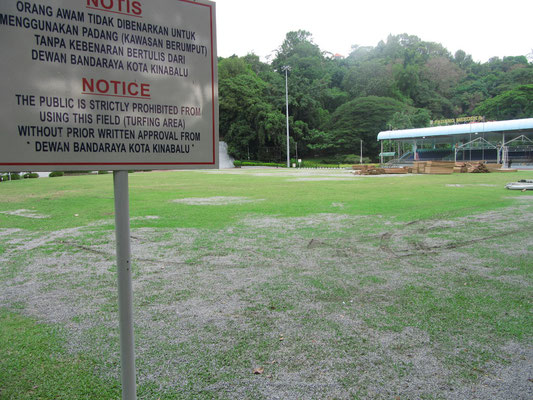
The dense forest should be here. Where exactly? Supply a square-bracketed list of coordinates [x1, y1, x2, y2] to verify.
[219, 31, 533, 162]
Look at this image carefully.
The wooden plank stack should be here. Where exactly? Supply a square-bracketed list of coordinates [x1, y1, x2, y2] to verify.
[454, 161, 487, 173]
[352, 165, 385, 175]
[453, 162, 517, 173]
[352, 165, 411, 175]
[352, 161, 518, 175]
[425, 161, 455, 174]
[382, 167, 409, 174]
[471, 163, 490, 173]
[413, 162, 426, 174]
[413, 161, 454, 174]
[483, 163, 517, 173]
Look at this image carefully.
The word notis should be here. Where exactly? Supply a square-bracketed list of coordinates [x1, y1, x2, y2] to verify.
[86, 0, 142, 17]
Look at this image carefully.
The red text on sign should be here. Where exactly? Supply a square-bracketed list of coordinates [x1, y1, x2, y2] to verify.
[86, 0, 142, 16]
[82, 78, 151, 98]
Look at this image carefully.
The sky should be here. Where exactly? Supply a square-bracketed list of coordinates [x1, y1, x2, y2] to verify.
[215, 0, 532, 63]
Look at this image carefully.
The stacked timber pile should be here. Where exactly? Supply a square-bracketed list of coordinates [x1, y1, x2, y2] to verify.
[362, 167, 386, 175]
[413, 161, 454, 174]
[471, 162, 490, 173]
[486, 163, 503, 172]
[425, 161, 455, 174]
[382, 167, 409, 174]
[453, 163, 469, 173]
[352, 165, 411, 175]
[352, 165, 385, 175]
[413, 162, 426, 174]
[454, 162, 516, 173]
[484, 163, 517, 173]
[410, 161, 518, 175]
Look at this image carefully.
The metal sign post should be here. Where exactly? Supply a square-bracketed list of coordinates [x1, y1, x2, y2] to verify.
[113, 171, 137, 399]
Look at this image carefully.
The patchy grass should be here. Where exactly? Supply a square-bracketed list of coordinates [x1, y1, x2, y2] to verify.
[0, 310, 120, 399]
[1, 169, 532, 399]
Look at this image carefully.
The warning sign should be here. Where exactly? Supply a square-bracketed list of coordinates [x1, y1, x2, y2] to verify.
[0, 0, 218, 171]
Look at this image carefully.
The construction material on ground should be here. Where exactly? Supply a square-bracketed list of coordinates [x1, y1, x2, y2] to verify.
[352, 165, 411, 175]
[426, 161, 455, 174]
[413, 162, 425, 174]
[471, 163, 490, 173]
[382, 167, 409, 174]
[352, 165, 385, 175]
[455, 161, 491, 173]
[413, 161, 454, 174]
[454, 162, 517, 173]
[352, 162, 518, 176]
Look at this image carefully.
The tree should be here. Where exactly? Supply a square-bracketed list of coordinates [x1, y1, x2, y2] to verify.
[454, 49, 474, 70]
[346, 45, 373, 62]
[474, 85, 533, 120]
[271, 31, 333, 131]
[218, 56, 252, 80]
[273, 30, 325, 81]
[324, 96, 408, 157]
[394, 63, 419, 99]
[219, 58, 286, 160]
[387, 108, 431, 130]
[342, 60, 400, 99]
[218, 30, 533, 162]
[374, 34, 450, 66]
[422, 57, 465, 97]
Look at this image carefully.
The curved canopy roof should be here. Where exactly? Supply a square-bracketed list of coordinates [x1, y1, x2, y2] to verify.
[377, 118, 533, 141]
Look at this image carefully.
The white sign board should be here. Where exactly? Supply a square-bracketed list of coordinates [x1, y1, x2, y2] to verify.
[0, 0, 218, 171]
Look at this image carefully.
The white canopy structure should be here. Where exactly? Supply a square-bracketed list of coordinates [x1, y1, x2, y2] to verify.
[377, 118, 533, 165]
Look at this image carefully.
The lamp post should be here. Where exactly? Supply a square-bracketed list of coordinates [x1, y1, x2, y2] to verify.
[281, 65, 291, 168]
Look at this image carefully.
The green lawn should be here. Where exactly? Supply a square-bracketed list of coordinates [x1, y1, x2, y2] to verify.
[0, 169, 530, 231]
[0, 310, 120, 399]
[1, 168, 532, 399]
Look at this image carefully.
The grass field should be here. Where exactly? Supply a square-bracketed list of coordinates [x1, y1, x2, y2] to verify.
[1, 168, 532, 399]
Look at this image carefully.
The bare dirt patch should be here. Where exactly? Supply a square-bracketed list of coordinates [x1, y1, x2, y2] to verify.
[289, 177, 354, 182]
[0, 209, 49, 219]
[0, 228, 22, 237]
[446, 184, 498, 188]
[505, 195, 533, 200]
[173, 196, 265, 206]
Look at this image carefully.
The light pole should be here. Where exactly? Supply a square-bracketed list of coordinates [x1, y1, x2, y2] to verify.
[282, 65, 291, 167]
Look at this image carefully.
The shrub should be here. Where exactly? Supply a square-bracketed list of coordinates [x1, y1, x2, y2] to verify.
[239, 161, 285, 168]
[343, 154, 372, 164]
[299, 161, 347, 168]
[342, 154, 360, 164]
[49, 171, 64, 178]
[23, 173, 39, 179]
[10, 173, 22, 180]
[64, 171, 92, 175]
[97, 170, 110, 175]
